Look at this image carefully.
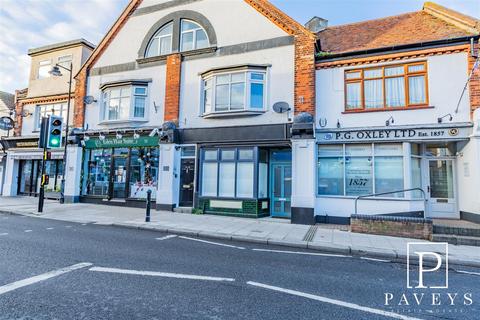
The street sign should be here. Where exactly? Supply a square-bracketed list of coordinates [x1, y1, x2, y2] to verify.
[0, 116, 14, 131]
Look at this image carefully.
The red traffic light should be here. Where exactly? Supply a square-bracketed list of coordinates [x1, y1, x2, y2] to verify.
[52, 119, 62, 126]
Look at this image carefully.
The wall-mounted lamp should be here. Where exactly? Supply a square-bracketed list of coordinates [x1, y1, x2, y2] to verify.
[116, 131, 123, 139]
[98, 133, 106, 141]
[437, 113, 453, 123]
[385, 116, 394, 126]
[336, 119, 341, 129]
[133, 130, 140, 139]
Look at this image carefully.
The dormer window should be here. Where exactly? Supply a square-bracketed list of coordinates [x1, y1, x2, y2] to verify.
[180, 20, 209, 51]
[145, 22, 173, 57]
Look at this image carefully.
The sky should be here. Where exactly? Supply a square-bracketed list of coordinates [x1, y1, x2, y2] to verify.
[0, 0, 478, 94]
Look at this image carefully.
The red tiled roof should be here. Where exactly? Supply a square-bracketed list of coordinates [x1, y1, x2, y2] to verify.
[317, 11, 477, 55]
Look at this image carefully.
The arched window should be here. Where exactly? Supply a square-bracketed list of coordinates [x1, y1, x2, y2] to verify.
[145, 22, 173, 57]
[180, 20, 209, 52]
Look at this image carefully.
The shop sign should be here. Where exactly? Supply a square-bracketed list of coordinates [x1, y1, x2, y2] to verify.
[0, 117, 14, 131]
[317, 126, 472, 144]
[84, 136, 159, 149]
[0, 137, 39, 149]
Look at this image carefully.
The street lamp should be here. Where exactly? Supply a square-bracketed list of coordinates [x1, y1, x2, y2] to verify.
[49, 62, 73, 204]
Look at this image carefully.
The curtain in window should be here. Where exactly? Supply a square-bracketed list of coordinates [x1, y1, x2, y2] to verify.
[201, 162, 218, 196]
[346, 82, 361, 109]
[364, 79, 383, 109]
[408, 76, 426, 105]
[385, 77, 405, 107]
[236, 162, 254, 198]
[219, 163, 235, 197]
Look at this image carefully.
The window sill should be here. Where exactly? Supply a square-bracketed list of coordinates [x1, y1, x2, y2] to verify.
[342, 105, 434, 114]
[202, 110, 265, 119]
[137, 47, 217, 65]
[98, 119, 149, 125]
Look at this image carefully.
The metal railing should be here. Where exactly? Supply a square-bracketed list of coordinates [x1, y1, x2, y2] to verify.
[354, 188, 427, 217]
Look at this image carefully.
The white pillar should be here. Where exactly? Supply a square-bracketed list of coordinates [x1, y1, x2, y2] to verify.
[2, 152, 18, 196]
[63, 145, 83, 203]
[156, 144, 180, 210]
[291, 139, 316, 224]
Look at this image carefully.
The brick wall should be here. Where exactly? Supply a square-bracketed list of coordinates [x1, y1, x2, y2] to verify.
[469, 42, 480, 115]
[351, 215, 433, 240]
[164, 53, 182, 123]
[14, 102, 23, 137]
[294, 34, 316, 115]
[73, 69, 87, 128]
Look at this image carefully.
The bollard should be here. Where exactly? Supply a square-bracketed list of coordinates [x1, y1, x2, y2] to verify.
[145, 189, 152, 222]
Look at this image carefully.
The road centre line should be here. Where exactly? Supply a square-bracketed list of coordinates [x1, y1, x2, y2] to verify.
[89, 266, 235, 282]
[246, 281, 423, 320]
[156, 235, 177, 241]
[0, 263, 92, 296]
[456, 270, 480, 276]
[178, 236, 245, 250]
[252, 248, 348, 258]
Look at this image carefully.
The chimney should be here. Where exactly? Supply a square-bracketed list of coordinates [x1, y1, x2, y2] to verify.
[305, 16, 328, 33]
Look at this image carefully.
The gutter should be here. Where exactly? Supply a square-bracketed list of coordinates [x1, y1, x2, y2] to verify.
[316, 35, 479, 63]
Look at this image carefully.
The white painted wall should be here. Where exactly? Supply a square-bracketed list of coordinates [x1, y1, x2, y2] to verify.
[316, 53, 471, 130]
[94, 0, 289, 68]
[1, 154, 18, 196]
[63, 146, 83, 202]
[85, 66, 166, 130]
[179, 46, 294, 128]
[156, 143, 180, 207]
[292, 139, 316, 209]
[457, 109, 480, 215]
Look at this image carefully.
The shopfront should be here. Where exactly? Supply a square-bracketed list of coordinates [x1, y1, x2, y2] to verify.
[80, 135, 160, 206]
[315, 124, 472, 222]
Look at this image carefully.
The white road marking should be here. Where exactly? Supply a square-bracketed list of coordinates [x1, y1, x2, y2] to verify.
[456, 270, 480, 276]
[178, 236, 245, 250]
[0, 233, 8, 236]
[46, 227, 54, 230]
[89, 266, 235, 282]
[0, 263, 92, 296]
[360, 257, 391, 263]
[252, 248, 348, 258]
[247, 281, 423, 320]
[24, 230, 32, 233]
[155, 235, 177, 241]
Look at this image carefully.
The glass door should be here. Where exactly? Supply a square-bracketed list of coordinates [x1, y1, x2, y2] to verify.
[271, 163, 292, 218]
[427, 159, 457, 218]
[112, 156, 128, 199]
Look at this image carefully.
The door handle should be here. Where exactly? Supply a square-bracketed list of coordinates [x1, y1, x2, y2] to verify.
[427, 186, 430, 193]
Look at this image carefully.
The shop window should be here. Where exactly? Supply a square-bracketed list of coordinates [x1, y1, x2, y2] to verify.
[85, 149, 112, 196]
[317, 144, 405, 197]
[202, 69, 266, 115]
[345, 62, 428, 111]
[129, 147, 159, 199]
[258, 149, 268, 198]
[201, 147, 255, 199]
[35, 103, 68, 130]
[102, 85, 148, 121]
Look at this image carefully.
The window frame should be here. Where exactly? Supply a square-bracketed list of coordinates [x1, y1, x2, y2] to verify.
[101, 85, 149, 122]
[180, 19, 209, 52]
[202, 69, 267, 115]
[57, 55, 73, 69]
[145, 22, 174, 58]
[38, 60, 52, 79]
[35, 103, 68, 130]
[344, 61, 429, 112]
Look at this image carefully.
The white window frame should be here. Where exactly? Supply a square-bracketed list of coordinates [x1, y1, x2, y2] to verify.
[35, 103, 67, 130]
[57, 55, 72, 69]
[180, 19, 209, 52]
[38, 60, 51, 79]
[145, 22, 173, 57]
[101, 85, 149, 122]
[202, 69, 267, 115]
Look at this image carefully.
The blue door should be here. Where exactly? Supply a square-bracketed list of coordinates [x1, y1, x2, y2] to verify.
[271, 163, 292, 218]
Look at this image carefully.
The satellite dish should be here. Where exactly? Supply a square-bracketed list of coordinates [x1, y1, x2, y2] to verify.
[83, 96, 97, 105]
[272, 101, 290, 113]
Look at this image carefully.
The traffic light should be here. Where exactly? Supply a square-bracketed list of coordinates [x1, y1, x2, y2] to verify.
[47, 115, 63, 148]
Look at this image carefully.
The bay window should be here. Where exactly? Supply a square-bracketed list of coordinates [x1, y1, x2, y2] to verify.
[345, 62, 428, 111]
[101, 85, 148, 121]
[317, 144, 405, 197]
[201, 148, 256, 199]
[202, 68, 266, 115]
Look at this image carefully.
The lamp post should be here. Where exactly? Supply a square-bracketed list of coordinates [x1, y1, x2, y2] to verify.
[49, 62, 72, 204]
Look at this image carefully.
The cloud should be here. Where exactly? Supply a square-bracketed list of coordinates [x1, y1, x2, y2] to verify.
[0, 0, 129, 93]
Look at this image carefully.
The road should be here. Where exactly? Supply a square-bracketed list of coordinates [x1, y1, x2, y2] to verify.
[0, 213, 479, 320]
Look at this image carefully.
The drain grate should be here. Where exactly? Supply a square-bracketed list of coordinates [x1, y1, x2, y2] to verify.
[302, 225, 318, 242]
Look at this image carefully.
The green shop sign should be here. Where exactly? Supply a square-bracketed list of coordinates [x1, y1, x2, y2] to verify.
[84, 136, 159, 149]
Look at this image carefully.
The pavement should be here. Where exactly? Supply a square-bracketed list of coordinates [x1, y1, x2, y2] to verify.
[1, 213, 479, 319]
[1, 196, 480, 268]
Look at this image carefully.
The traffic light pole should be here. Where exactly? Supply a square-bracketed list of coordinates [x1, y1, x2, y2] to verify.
[38, 117, 48, 213]
[59, 62, 73, 204]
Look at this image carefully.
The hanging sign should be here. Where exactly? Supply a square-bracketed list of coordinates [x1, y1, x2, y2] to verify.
[0, 117, 14, 131]
[84, 136, 159, 149]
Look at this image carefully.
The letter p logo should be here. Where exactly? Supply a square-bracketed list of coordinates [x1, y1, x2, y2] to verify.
[407, 243, 448, 289]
